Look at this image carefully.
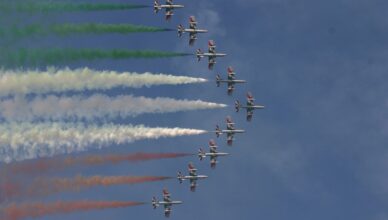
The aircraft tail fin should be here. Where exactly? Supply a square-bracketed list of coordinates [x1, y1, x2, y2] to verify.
[154, 0, 160, 13]
[215, 125, 221, 137]
[198, 148, 205, 161]
[177, 172, 183, 183]
[177, 25, 184, 37]
[235, 100, 241, 112]
[216, 74, 221, 87]
[196, 49, 202, 61]
[152, 197, 159, 209]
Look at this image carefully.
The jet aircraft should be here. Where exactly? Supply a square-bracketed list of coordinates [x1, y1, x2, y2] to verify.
[154, 0, 184, 21]
[215, 116, 245, 146]
[198, 139, 229, 169]
[178, 16, 208, 45]
[196, 40, 227, 69]
[152, 188, 183, 218]
[216, 66, 246, 95]
[235, 92, 265, 121]
[177, 163, 208, 192]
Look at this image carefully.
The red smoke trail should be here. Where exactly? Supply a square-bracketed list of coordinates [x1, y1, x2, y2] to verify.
[3, 200, 144, 220]
[29, 175, 171, 197]
[0, 180, 22, 202]
[6, 152, 192, 175]
[1, 176, 171, 200]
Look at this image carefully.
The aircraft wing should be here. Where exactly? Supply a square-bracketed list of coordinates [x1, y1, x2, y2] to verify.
[164, 206, 172, 218]
[210, 155, 217, 169]
[165, 8, 173, 20]
[189, 32, 196, 46]
[163, 189, 171, 198]
[247, 110, 253, 122]
[227, 132, 234, 145]
[208, 57, 215, 70]
[227, 82, 235, 95]
[189, 179, 197, 192]
[166, 12, 173, 20]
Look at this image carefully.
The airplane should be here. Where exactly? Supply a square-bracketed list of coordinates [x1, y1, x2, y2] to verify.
[235, 92, 265, 121]
[196, 40, 227, 69]
[152, 188, 183, 218]
[215, 116, 245, 146]
[216, 66, 247, 95]
[178, 16, 208, 46]
[198, 139, 229, 169]
[154, 0, 184, 21]
[177, 163, 208, 192]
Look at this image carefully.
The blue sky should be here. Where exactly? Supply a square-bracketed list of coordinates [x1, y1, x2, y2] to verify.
[1, 0, 388, 219]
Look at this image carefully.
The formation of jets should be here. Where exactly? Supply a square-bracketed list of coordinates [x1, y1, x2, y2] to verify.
[151, 1, 265, 217]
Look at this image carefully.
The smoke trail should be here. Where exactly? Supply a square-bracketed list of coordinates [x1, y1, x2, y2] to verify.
[0, 2, 149, 13]
[6, 153, 193, 175]
[0, 68, 207, 97]
[3, 200, 144, 220]
[29, 175, 171, 197]
[0, 23, 172, 38]
[1, 176, 170, 200]
[0, 123, 206, 163]
[1, 48, 191, 66]
[0, 95, 227, 122]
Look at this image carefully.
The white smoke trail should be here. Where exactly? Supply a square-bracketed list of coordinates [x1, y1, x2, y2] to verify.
[0, 123, 207, 163]
[0, 95, 227, 122]
[0, 68, 207, 97]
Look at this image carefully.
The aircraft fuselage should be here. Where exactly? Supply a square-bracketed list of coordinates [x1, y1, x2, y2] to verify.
[221, 129, 245, 134]
[157, 201, 183, 205]
[158, 4, 184, 9]
[205, 152, 229, 157]
[243, 105, 265, 110]
[184, 29, 208, 33]
[218, 79, 246, 84]
[200, 52, 227, 57]
[180, 175, 208, 180]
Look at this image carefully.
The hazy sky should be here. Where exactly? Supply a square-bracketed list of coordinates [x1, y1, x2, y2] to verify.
[1, 0, 388, 219]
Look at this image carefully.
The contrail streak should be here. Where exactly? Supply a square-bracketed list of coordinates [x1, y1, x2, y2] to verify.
[0, 95, 227, 122]
[1, 49, 191, 66]
[0, 123, 206, 163]
[0, 2, 149, 12]
[2, 200, 144, 220]
[0, 68, 207, 97]
[1, 176, 170, 200]
[0, 23, 173, 38]
[5, 153, 192, 175]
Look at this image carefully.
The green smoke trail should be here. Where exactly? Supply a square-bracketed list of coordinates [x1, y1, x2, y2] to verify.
[0, 23, 173, 38]
[0, 48, 191, 66]
[0, 2, 149, 13]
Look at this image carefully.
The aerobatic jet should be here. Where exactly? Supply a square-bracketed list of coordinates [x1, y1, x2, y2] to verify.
[152, 188, 183, 218]
[215, 116, 245, 146]
[177, 163, 208, 192]
[178, 16, 208, 46]
[216, 66, 247, 95]
[196, 40, 227, 69]
[198, 139, 229, 169]
[154, 0, 184, 21]
[235, 92, 265, 121]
